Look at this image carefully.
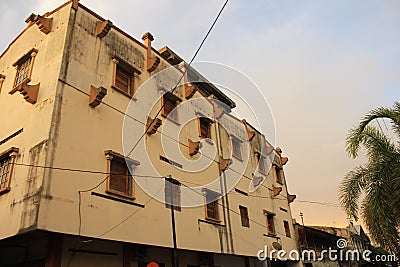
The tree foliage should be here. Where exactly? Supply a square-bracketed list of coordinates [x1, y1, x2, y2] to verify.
[340, 102, 400, 254]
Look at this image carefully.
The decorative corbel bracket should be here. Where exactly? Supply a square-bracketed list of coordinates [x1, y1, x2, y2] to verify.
[89, 85, 107, 107]
[179, 62, 197, 99]
[18, 82, 40, 104]
[146, 116, 162, 135]
[25, 14, 52, 34]
[185, 83, 196, 99]
[188, 139, 200, 156]
[96, 20, 113, 38]
[272, 184, 282, 196]
[147, 54, 160, 73]
[242, 119, 255, 141]
[36, 16, 53, 34]
[219, 157, 231, 172]
[287, 193, 296, 203]
[0, 74, 5, 92]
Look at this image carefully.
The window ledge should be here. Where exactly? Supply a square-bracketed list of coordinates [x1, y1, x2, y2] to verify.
[198, 218, 225, 227]
[92, 192, 144, 208]
[111, 85, 137, 101]
[105, 189, 136, 200]
[264, 233, 280, 239]
[0, 187, 11, 196]
[9, 78, 30, 94]
[205, 217, 222, 223]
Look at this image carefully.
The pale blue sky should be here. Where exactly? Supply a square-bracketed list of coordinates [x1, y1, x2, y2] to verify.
[1, 0, 400, 228]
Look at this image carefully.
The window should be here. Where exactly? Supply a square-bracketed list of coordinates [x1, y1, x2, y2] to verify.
[105, 150, 139, 198]
[231, 137, 242, 160]
[12, 49, 37, 91]
[199, 117, 212, 139]
[284, 221, 291, 237]
[112, 56, 139, 97]
[0, 148, 18, 195]
[162, 93, 180, 122]
[165, 178, 181, 211]
[115, 65, 131, 93]
[205, 190, 220, 221]
[239, 206, 250, 227]
[265, 211, 276, 235]
[0, 74, 5, 92]
[255, 153, 267, 174]
[274, 165, 284, 184]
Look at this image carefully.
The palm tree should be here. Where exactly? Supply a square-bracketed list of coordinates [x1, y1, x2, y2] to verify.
[339, 101, 400, 255]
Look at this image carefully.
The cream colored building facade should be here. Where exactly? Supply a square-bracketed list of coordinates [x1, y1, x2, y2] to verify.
[0, 1, 300, 267]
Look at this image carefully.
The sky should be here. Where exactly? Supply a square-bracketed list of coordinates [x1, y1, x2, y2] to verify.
[1, 0, 400, 229]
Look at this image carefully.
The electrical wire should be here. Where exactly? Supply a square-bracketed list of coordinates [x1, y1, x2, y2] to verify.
[229, 192, 341, 207]
[96, 185, 163, 239]
[68, 185, 163, 267]
[68, 1, 230, 259]
[12, 162, 164, 178]
[179, 181, 296, 240]
[12, 162, 341, 207]
[124, 0, 229, 159]
[58, 71, 301, 198]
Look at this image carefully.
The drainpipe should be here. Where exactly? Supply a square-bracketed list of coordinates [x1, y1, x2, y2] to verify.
[166, 175, 179, 267]
[212, 101, 234, 254]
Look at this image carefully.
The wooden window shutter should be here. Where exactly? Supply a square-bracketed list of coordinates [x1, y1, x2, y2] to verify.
[110, 158, 128, 195]
[115, 65, 131, 94]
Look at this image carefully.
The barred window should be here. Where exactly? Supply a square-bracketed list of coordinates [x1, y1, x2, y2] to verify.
[12, 49, 37, 91]
[112, 56, 139, 97]
[199, 118, 212, 139]
[255, 153, 267, 174]
[162, 93, 180, 122]
[205, 190, 220, 221]
[231, 137, 242, 160]
[265, 211, 276, 235]
[239, 206, 250, 227]
[165, 178, 181, 211]
[0, 148, 18, 195]
[284, 220, 291, 237]
[105, 150, 139, 199]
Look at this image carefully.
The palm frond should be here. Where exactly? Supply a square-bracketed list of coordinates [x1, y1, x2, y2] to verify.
[346, 102, 400, 158]
[339, 166, 368, 221]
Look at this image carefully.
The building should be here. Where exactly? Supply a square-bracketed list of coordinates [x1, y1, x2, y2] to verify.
[294, 224, 342, 267]
[294, 223, 379, 267]
[311, 224, 372, 267]
[0, 1, 300, 266]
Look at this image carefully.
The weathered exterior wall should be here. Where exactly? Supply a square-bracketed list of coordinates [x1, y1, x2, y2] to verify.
[218, 113, 298, 256]
[0, 2, 72, 239]
[0, 1, 300, 266]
